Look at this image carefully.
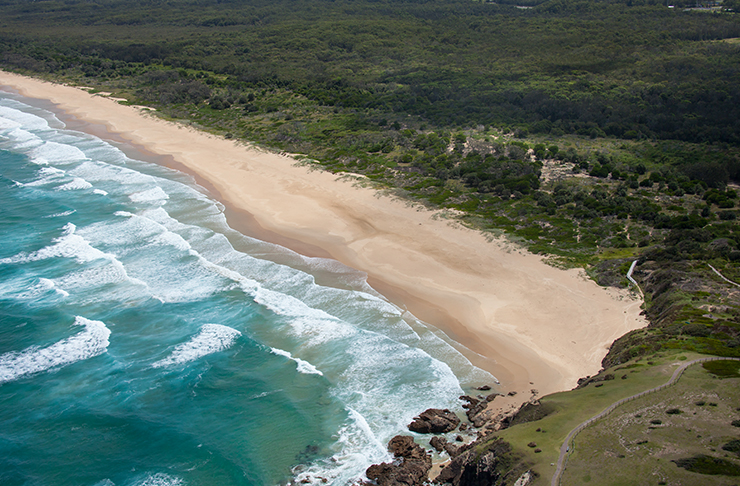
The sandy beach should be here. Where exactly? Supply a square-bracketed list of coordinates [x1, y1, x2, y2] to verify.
[0, 70, 646, 415]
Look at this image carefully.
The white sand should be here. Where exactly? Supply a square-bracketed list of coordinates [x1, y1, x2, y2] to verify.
[0, 70, 647, 413]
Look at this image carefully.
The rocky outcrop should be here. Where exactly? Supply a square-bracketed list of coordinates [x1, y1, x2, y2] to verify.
[459, 394, 498, 427]
[365, 436, 431, 486]
[429, 436, 463, 458]
[435, 437, 532, 486]
[408, 408, 460, 434]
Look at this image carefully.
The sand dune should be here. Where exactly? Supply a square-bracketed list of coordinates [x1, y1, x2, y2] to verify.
[0, 70, 646, 412]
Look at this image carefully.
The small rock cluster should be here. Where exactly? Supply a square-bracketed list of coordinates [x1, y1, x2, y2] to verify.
[363, 385, 535, 486]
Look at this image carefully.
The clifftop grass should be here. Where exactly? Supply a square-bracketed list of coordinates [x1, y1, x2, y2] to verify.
[494, 353, 740, 485]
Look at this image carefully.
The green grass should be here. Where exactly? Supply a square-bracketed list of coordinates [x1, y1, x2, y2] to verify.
[560, 362, 740, 485]
[496, 351, 709, 484]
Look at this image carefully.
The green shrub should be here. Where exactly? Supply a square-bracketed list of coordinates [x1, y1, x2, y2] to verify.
[703, 360, 740, 378]
[672, 455, 740, 476]
[722, 439, 740, 457]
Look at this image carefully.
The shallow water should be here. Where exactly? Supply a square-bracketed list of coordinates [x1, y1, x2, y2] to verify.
[0, 91, 495, 486]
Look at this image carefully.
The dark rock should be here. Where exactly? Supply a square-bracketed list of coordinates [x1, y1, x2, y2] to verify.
[459, 423, 468, 431]
[460, 395, 479, 410]
[436, 438, 523, 486]
[408, 409, 460, 434]
[471, 412, 491, 428]
[455, 435, 464, 442]
[430, 436, 448, 453]
[387, 435, 429, 461]
[485, 393, 499, 402]
[459, 396, 487, 423]
[507, 391, 517, 396]
[365, 435, 431, 486]
[444, 442, 463, 458]
[476, 385, 491, 391]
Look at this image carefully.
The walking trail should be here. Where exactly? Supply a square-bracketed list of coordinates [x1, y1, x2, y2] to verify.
[551, 356, 740, 486]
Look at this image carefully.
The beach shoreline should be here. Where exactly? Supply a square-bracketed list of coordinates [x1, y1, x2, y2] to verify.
[0, 70, 647, 416]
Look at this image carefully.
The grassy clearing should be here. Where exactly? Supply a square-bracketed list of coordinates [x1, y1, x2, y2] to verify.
[496, 351, 708, 484]
[560, 362, 740, 485]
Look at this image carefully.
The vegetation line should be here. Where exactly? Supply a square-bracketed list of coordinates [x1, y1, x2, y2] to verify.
[552, 356, 740, 486]
[709, 263, 740, 288]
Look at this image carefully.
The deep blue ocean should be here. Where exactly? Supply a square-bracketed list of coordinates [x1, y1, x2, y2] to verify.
[0, 91, 494, 486]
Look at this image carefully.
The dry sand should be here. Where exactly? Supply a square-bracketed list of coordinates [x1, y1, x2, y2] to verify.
[0, 70, 647, 415]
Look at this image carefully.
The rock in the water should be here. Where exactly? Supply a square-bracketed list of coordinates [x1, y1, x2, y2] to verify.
[475, 385, 491, 391]
[365, 435, 431, 486]
[408, 408, 460, 434]
[430, 436, 448, 453]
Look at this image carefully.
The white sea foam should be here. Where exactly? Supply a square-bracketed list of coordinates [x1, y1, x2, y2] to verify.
[0, 316, 111, 384]
[43, 209, 76, 218]
[70, 159, 154, 186]
[0, 115, 20, 131]
[0, 105, 51, 131]
[28, 141, 87, 165]
[75, 213, 224, 303]
[0, 223, 114, 265]
[22, 166, 66, 187]
[129, 186, 169, 203]
[56, 177, 93, 191]
[292, 408, 389, 486]
[15, 277, 70, 299]
[92, 480, 115, 486]
[93, 189, 108, 195]
[270, 347, 323, 376]
[152, 324, 241, 368]
[132, 473, 184, 486]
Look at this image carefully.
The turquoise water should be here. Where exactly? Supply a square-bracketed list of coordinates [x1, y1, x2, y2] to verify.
[0, 91, 494, 486]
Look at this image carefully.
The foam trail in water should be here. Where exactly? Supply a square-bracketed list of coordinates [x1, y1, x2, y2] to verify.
[130, 186, 169, 204]
[0, 316, 111, 384]
[43, 209, 76, 218]
[28, 140, 88, 166]
[131, 473, 184, 486]
[21, 166, 66, 187]
[13, 277, 70, 300]
[0, 223, 106, 264]
[152, 324, 241, 368]
[270, 347, 323, 376]
[56, 177, 92, 191]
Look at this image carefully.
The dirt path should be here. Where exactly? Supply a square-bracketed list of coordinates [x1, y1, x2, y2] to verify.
[551, 356, 740, 486]
[708, 263, 740, 288]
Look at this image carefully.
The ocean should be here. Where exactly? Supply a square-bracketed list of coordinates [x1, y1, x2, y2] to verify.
[0, 90, 495, 486]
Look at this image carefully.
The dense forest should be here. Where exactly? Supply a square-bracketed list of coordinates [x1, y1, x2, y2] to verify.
[2, 0, 740, 143]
